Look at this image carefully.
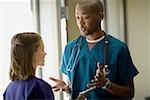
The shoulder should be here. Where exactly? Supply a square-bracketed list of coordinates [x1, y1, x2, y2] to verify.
[66, 36, 81, 46]
[4, 76, 54, 99]
[28, 76, 54, 99]
[32, 76, 52, 89]
[108, 35, 128, 50]
[65, 35, 83, 51]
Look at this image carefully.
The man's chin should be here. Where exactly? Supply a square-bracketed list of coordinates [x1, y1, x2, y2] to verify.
[81, 32, 88, 36]
[81, 32, 92, 37]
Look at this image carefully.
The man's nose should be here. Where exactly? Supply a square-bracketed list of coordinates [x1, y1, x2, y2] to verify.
[79, 18, 85, 26]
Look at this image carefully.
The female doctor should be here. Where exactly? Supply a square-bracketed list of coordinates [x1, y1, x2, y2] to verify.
[50, 0, 139, 99]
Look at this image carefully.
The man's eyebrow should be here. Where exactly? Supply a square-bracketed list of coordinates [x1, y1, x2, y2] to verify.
[75, 12, 89, 15]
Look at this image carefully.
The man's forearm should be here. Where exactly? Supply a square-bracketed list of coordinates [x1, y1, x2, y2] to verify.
[106, 81, 134, 99]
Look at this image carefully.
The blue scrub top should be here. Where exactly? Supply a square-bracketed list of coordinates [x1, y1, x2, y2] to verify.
[61, 35, 139, 99]
[3, 76, 54, 100]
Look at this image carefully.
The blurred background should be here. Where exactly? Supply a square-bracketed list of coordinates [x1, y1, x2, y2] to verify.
[0, 0, 150, 100]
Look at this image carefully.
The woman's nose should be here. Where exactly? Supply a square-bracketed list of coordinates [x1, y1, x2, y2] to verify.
[45, 51, 47, 55]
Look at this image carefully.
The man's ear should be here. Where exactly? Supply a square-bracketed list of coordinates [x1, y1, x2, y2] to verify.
[99, 12, 104, 20]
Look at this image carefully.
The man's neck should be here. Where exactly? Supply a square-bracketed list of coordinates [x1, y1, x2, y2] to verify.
[86, 30, 104, 40]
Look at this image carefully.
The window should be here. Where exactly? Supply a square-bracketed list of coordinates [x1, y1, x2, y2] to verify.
[0, 0, 34, 99]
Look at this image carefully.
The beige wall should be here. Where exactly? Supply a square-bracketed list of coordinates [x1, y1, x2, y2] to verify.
[106, 0, 125, 41]
[127, 0, 150, 99]
[149, 0, 150, 95]
[66, 0, 79, 42]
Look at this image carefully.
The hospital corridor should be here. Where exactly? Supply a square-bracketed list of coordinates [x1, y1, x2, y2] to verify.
[0, 0, 150, 100]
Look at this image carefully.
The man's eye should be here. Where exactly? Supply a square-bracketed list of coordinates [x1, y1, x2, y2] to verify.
[76, 16, 80, 20]
[85, 16, 89, 19]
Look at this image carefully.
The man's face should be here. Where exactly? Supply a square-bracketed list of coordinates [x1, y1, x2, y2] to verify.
[75, 5, 100, 36]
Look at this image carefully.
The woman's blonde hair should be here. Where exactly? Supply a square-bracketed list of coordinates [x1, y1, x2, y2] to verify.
[9, 32, 41, 80]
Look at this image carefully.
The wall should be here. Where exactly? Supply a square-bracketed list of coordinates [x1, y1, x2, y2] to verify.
[66, 0, 79, 42]
[149, 0, 150, 96]
[127, 0, 150, 99]
[106, 0, 125, 41]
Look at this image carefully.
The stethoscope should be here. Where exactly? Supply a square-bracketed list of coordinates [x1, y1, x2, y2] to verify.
[66, 35, 82, 72]
[103, 33, 110, 75]
[66, 33, 110, 75]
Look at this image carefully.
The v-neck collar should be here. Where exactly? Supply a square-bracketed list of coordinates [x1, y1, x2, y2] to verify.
[84, 36, 105, 52]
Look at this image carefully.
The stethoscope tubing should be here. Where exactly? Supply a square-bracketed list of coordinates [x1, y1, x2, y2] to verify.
[66, 36, 82, 71]
[66, 34, 110, 75]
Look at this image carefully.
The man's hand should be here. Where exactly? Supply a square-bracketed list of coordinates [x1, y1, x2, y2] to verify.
[87, 62, 107, 88]
[49, 77, 69, 92]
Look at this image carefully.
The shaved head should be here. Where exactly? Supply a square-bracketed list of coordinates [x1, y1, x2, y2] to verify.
[76, 0, 103, 14]
[75, 0, 104, 36]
